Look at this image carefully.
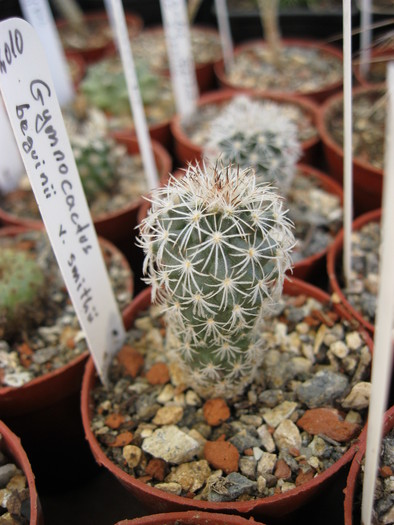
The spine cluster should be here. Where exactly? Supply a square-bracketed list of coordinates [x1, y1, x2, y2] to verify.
[203, 95, 301, 195]
[139, 161, 295, 398]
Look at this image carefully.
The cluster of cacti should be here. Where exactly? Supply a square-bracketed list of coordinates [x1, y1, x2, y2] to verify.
[0, 248, 47, 338]
[203, 95, 301, 195]
[81, 58, 161, 115]
[138, 161, 295, 398]
[71, 136, 121, 203]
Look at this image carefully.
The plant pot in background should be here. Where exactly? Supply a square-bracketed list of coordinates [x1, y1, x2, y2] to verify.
[327, 209, 381, 335]
[0, 227, 134, 490]
[81, 278, 372, 522]
[317, 86, 386, 216]
[170, 89, 321, 168]
[213, 39, 343, 104]
[131, 25, 223, 94]
[115, 511, 260, 525]
[343, 404, 394, 525]
[57, 11, 143, 64]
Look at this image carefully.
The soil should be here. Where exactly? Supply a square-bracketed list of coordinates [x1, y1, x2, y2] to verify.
[89, 291, 371, 503]
[132, 27, 222, 73]
[326, 88, 386, 170]
[0, 438, 29, 524]
[222, 43, 343, 94]
[0, 230, 132, 388]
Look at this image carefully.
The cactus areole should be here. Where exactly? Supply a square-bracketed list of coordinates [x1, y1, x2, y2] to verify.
[139, 162, 295, 398]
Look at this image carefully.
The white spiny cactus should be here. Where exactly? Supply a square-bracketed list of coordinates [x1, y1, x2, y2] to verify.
[203, 95, 301, 195]
[138, 161, 295, 398]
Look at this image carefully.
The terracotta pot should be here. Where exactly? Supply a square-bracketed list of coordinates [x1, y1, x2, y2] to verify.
[136, 164, 343, 285]
[0, 136, 172, 246]
[0, 420, 43, 525]
[343, 404, 394, 525]
[213, 39, 343, 104]
[115, 511, 260, 525]
[57, 11, 143, 64]
[0, 226, 133, 488]
[317, 86, 385, 216]
[66, 52, 86, 88]
[353, 47, 390, 89]
[327, 209, 381, 335]
[81, 278, 372, 521]
[132, 25, 222, 94]
[170, 89, 321, 168]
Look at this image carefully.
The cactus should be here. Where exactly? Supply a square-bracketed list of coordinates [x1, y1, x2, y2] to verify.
[203, 95, 301, 195]
[72, 136, 121, 204]
[138, 161, 295, 398]
[81, 58, 163, 116]
[0, 248, 47, 338]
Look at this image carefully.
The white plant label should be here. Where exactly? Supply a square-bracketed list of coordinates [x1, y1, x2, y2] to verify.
[0, 18, 126, 385]
[160, 0, 198, 118]
[214, 0, 234, 73]
[19, 0, 75, 106]
[0, 94, 24, 192]
[107, 0, 159, 190]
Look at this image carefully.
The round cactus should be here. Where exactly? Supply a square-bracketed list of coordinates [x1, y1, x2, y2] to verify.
[138, 161, 295, 398]
[203, 95, 301, 195]
[72, 136, 121, 204]
[0, 248, 47, 338]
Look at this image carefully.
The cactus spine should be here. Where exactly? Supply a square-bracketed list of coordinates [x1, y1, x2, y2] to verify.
[139, 161, 295, 398]
[203, 95, 301, 195]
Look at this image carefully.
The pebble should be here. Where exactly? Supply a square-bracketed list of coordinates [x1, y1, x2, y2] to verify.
[142, 426, 200, 464]
[117, 345, 144, 378]
[346, 332, 363, 350]
[257, 452, 277, 476]
[297, 408, 361, 442]
[185, 390, 201, 407]
[166, 460, 211, 492]
[263, 401, 298, 428]
[239, 457, 257, 479]
[274, 420, 302, 452]
[341, 382, 371, 410]
[0, 465, 17, 487]
[145, 458, 167, 481]
[229, 430, 260, 453]
[257, 425, 276, 453]
[146, 363, 170, 385]
[122, 445, 142, 468]
[274, 459, 292, 480]
[154, 482, 182, 495]
[157, 384, 175, 404]
[204, 440, 240, 474]
[296, 370, 349, 408]
[207, 472, 257, 502]
[203, 398, 230, 426]
[152, 406, 184, 426]
[330, 340, 349, 359]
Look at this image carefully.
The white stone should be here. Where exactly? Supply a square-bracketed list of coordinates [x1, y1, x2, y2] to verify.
[185, 390, 201, 406]
[142, 425, 199, 464]
[342, 382, 371, 410]
[165, 460, 211, 492]
[253, 447, 264, 461]
[273, 420, 302, 452]
[257, 424, 276, 453]
[157, 384, 175, 404]
[330, 340, 349, 359]
[152, 406, 183, 426]
[257, 452, 277, 476]
[346, 331, 362, 350]
[154, 482, 182, 495]
[122, 445, 142, 468]
[257, 475, 267, 494]
[263, 401, 298, 428]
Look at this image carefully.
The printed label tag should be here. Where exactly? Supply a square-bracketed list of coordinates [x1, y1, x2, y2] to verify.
[160, 0, 198, 118]
[0, 94, 24, 191]
[0, 18, 126, 384]
[19, 0, 75, 107]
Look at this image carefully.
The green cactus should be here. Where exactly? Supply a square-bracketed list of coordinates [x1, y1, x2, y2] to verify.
[72, 136, 120, 204]
[80, 58, 163, 116]
[138, 161, 295, 398]
[203, 95, 301, 195]
[0, 248, 47, 338]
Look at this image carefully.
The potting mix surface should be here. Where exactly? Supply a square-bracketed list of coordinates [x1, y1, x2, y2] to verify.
[90, 291, 371, 503]
[0, 231, 131, 388]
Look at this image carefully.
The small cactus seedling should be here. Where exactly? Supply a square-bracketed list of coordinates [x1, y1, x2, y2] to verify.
[81, 58, 162, 116]
[0, 248, 47, 338]
[203, 95, 301, 195]
[138, 161, 295, 398]
[72, 136, 121, 204]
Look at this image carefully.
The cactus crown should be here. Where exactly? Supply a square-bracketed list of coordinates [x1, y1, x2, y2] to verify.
[81, 58, 161, 116]
[72, 136, 120, 204]
[203, 95, 301, 195]
[138, 161, 295, 398]
[0, 248, 47, 338]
